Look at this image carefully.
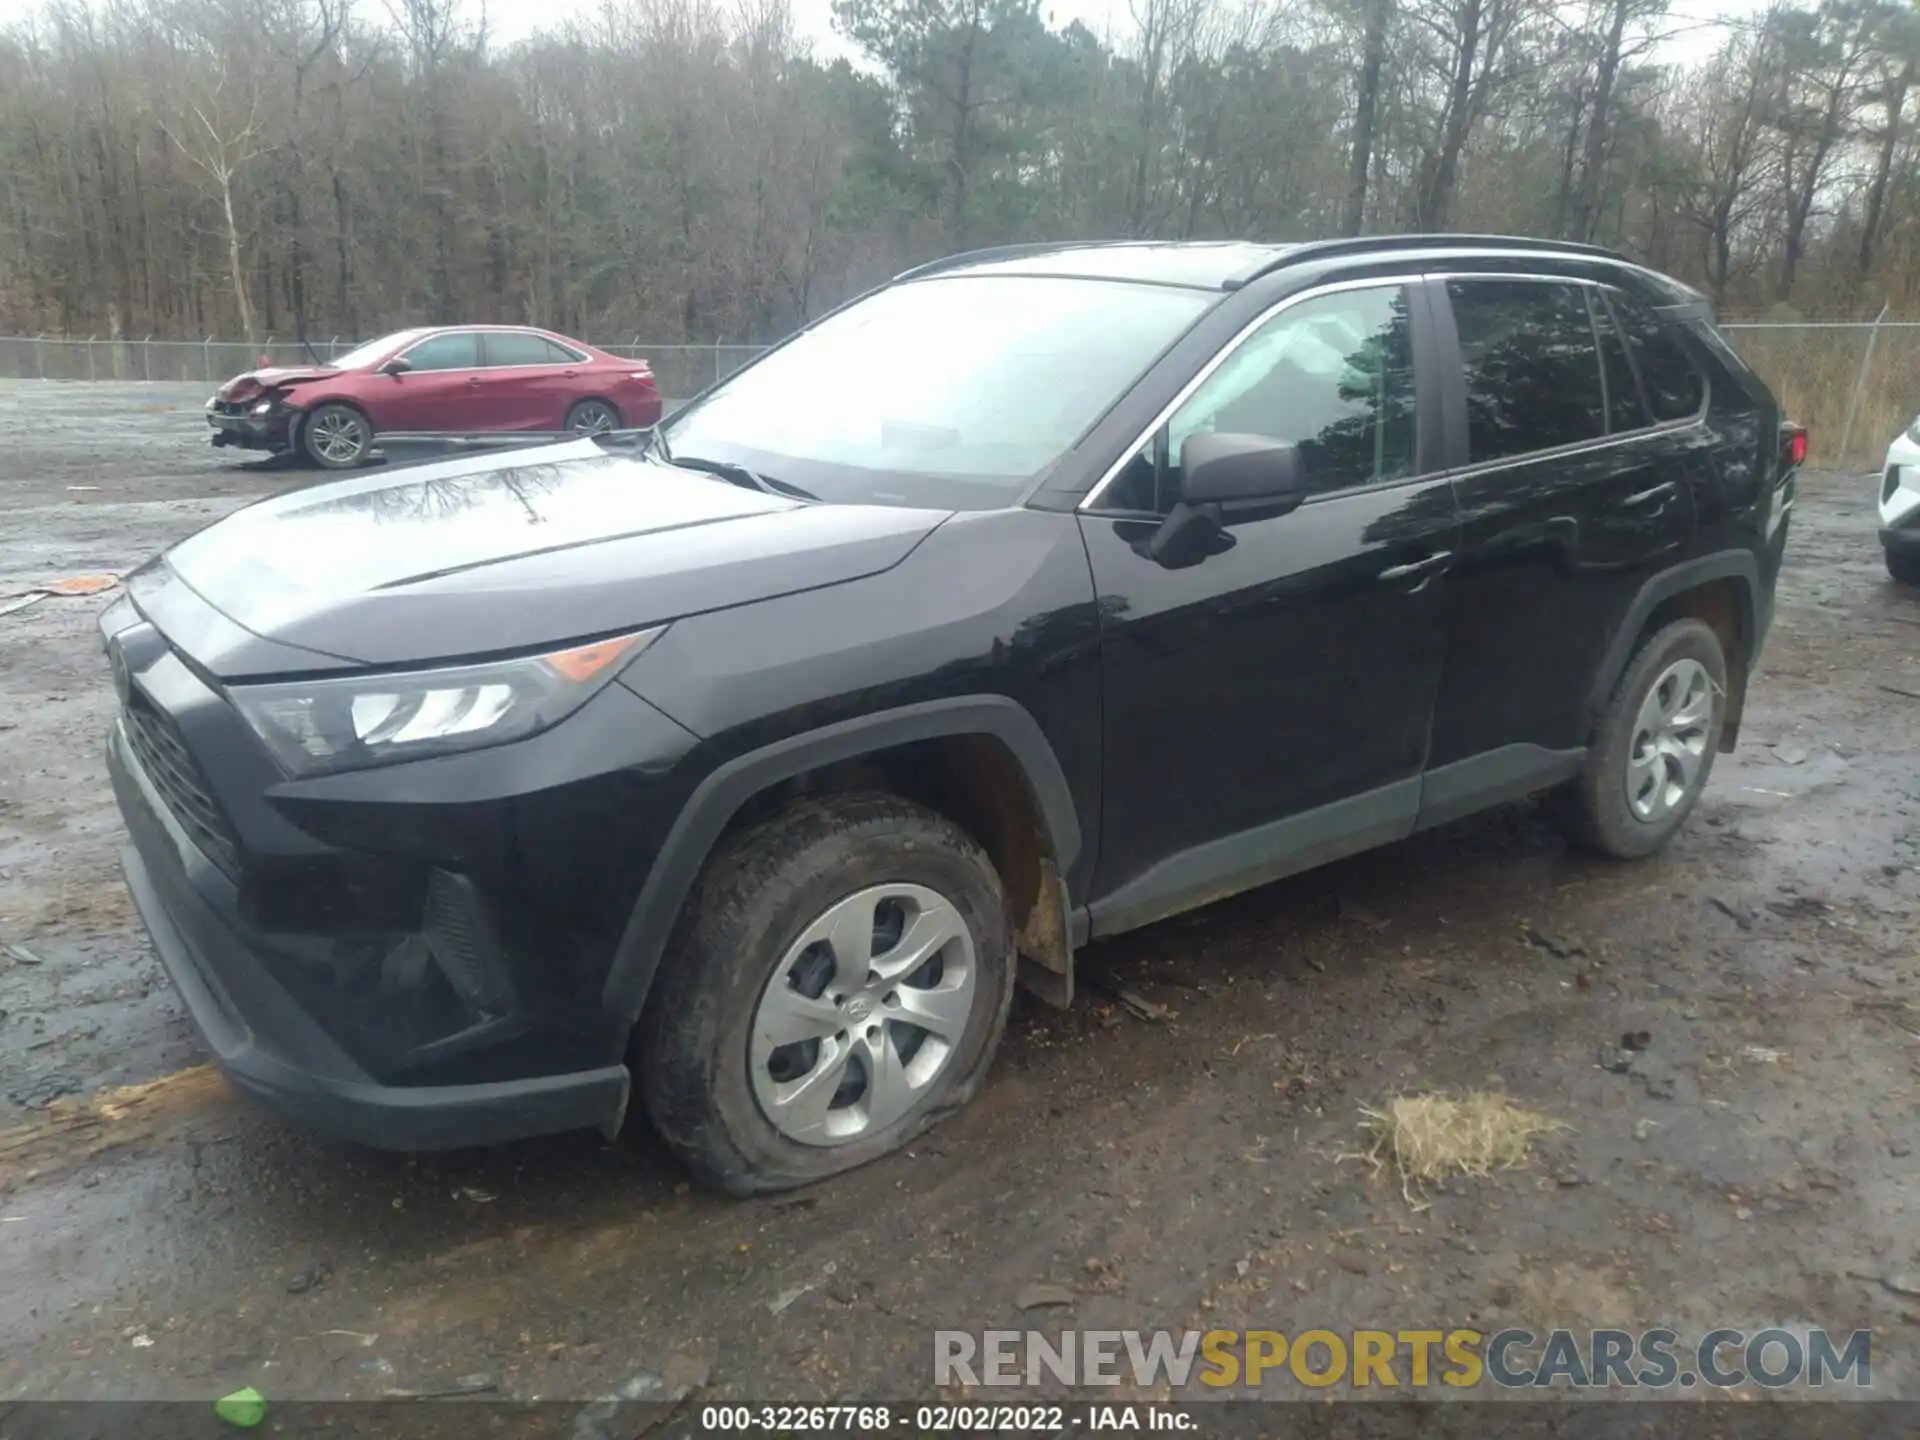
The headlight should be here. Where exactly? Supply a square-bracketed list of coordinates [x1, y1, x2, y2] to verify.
[229, 627, 665, 777]
[251, 399, 275, 415]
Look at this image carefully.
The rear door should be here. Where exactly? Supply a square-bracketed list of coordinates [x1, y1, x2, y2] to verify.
[1421, 275, 1700, 811]
[479, 331, 587, 430]
[380, 330, 485, 432]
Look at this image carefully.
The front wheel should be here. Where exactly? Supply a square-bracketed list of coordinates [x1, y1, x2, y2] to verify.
[1558, 618, 1727, 859]
[1887, 547, 1920, 586]
[300, 403, 373, 469]
[639, 793, 1014, 1195]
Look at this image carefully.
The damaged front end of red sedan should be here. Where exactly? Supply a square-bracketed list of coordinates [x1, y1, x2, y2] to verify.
[206, 366, 337, 457]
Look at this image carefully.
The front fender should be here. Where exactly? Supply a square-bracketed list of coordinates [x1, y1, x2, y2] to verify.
[598, 694, 1080, 1023]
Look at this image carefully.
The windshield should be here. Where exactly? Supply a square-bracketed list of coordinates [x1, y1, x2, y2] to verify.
[331, 330, 430, 370]
[663, 276, 1212, 509]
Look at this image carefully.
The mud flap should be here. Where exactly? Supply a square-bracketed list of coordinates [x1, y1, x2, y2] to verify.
[1014, 858, 1073, 1009]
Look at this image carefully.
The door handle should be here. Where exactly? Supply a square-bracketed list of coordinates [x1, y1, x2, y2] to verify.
[1623, 481, 1676, 508]
[466, 376, 483, 386]
[1378, 550, 1453, 582]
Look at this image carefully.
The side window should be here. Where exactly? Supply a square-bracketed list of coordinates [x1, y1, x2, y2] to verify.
[1592, 293, 1650, 433]
[1103, 286, 1416, 512]
[1447, 279, 1605, 463]
[1609, 290, 1706, 421]
[485, 332, 576, 367]
[400, 332, 480, 372]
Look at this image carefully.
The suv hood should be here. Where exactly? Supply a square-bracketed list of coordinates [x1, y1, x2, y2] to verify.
[149, 439, 951, 673]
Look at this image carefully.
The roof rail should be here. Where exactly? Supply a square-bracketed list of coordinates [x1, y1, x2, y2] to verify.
[891, 242, 1120, 284]
[1226, 233, 1629, 288]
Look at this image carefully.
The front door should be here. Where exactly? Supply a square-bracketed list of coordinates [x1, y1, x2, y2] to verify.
[1079, 281, 1459, 936]
[378, 330, 486, 432]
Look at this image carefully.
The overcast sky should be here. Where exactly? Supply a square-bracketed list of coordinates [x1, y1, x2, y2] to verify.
[474, 0, 1776, 64]
[0, 0, 1777, 70]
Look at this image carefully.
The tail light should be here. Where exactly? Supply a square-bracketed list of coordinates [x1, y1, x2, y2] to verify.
[628, 362, 654, 382]
[1781, 423, 1808, 470]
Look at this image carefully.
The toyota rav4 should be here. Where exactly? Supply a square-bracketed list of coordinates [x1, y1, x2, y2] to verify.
[103, 236, 1800, 1194]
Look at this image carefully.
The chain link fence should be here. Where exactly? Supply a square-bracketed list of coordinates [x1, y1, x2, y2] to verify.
[1717, 318, 1919, 468]
[0, 335, 769, 403]
[2, 324, 1916, 467]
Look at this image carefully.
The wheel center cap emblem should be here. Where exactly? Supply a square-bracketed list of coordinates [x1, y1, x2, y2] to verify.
[845, 995, 873, 1022]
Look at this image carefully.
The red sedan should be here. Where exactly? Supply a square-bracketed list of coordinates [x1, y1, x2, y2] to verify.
[206, 325, 663, 469]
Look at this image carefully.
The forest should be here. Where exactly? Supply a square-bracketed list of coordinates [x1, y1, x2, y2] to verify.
[0, 0, 1917, 347]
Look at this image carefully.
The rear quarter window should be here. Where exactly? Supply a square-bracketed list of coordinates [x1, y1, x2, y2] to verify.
[1608, 290, 1705, 421]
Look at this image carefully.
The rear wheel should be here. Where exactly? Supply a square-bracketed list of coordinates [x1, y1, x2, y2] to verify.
[1559, 618, 1727, 859]
[300, 403, 373, 469]
[1887, 547, 1920, 586]
[566, 399, 621, 435]
[639, 793, 1014, 1195]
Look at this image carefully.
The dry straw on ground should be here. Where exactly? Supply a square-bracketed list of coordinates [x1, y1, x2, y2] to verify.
[1358, 1091, 1567, 1208]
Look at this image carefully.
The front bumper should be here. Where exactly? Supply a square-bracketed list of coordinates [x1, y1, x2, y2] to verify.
[1880, 434, 1920, 537]
[207, 406, 295, 452]
[109, 721, 632, 1149]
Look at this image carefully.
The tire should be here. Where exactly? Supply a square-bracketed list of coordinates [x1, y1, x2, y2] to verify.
[639, 792, 1015, 1196]
[566, 399, 621, 435]
[1559, 618, 1727, 859]
[300, 403, 373, 470]
[1887, 548, 1920, 586]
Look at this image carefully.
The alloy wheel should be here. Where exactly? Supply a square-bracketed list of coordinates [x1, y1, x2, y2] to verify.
[570, 402, 618, 435]
[308, 409, 367, 465]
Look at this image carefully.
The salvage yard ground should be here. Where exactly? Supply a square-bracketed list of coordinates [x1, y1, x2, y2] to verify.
[1, 379, 1917, 1405]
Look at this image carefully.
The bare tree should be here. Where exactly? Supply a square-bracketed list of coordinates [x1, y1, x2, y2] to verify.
[157, 63, 272, 344]
[6, 0, 1920, 344]
[1402, 0, 1530, 230]
[1668, 31, 1777, 308]
[1343, 0, 1392, 235]
[1767, 0, 1877, 300]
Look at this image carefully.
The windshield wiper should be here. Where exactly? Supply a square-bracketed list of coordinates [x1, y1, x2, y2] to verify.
[665, 452, 818, 503]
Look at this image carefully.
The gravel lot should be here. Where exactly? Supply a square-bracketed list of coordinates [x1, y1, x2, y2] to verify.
[2, 379, 1918, 1409]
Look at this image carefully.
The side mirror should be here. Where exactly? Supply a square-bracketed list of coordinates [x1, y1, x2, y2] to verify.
[1143, 433, 1308, 570]
[1179, 431, 1307, 513]
[379, 356, 413, 377]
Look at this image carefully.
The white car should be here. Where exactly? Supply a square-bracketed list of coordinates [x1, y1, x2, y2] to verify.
[1883, 419, 1920, 585]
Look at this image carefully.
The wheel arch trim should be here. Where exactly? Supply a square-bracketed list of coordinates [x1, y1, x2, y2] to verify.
[1589, 551, 1760, 718]
[600, 694, 1081, 1023]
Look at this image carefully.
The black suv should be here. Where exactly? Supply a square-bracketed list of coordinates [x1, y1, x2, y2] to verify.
[103, 236, 1798, 1194]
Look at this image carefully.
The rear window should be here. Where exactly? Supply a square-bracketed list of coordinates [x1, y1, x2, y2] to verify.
[1447, 279, 1607, 464]
[1608, 290, 1705, 421]
[486, 332, 582, 366]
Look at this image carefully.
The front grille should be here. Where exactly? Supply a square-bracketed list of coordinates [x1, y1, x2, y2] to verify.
[124, 689, 243, 880]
